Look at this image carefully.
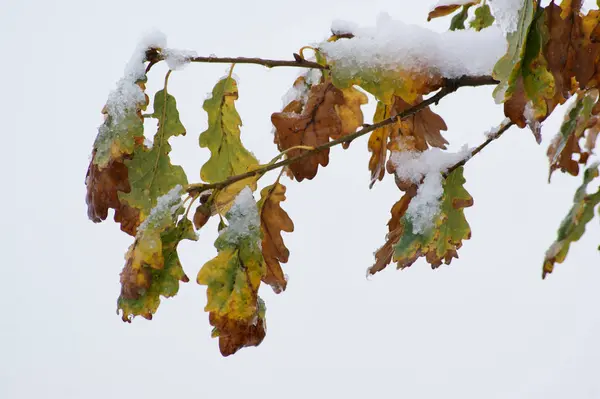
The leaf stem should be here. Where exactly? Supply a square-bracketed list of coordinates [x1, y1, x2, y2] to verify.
[186, 75, 499, 196]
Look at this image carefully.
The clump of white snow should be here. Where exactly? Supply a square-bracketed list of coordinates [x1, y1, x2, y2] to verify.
[488, 0, 525, 34]
[391, 146, 471, 233]
[163, 48, 198, 70]
[105, 29, 167, 122]
[484, 118, 511, 139]
[138, 184, 183, 234]
[523, 100, 536, 123]
[320, 13, 506, 80]
[280, 69, 322, 107]
[221, 187, 261, 246]
[331, 19, 359, 35]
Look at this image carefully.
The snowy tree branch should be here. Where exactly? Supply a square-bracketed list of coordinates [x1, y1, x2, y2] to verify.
[148, 49, 328, 70]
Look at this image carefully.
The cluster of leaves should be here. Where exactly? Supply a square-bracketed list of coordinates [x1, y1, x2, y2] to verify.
[87, 0, 600, 356]
[432, 0, 600, 277]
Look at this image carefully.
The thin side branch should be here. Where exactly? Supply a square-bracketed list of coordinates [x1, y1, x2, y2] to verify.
[187, 55, 327, 69]
[444, 120, 514, 177]
[186, 75, 499, 196]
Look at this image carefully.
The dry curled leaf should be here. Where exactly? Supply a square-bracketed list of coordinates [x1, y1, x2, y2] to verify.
[209, 311, 266, 357]
[258, 183, 294, 293]
[547, 89, 598, 180]
[369, 192, 413, 275]
[272, 81, 344, 181]
[85, 153, 141, 236]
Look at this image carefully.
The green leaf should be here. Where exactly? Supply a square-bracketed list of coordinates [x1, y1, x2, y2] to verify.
[199, 77, 259, 184]
[197, 188, 267, 356]
[119, 89, 188, 219]
[470, 4, 495, 31]
[450, 5, 472, 31]
[492, 0, 536, 103]
[543, 163, 600, 278]
[521, 10, 556, 120]
[393, 167, 473, 269]
[118, 188, 197, 321]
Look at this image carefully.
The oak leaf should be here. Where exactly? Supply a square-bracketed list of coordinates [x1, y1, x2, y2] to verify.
[272, 81, 343, 181]
[197, 188, 267, 356]
[86, 153, 141, 235]
[369, 192, 414, 275]
[493, 0, 536, 104]
[502, 6, 558, 129]
[547, 89, 598, 179]
[258, 183, 294, 293]
[86, 80, 148, 234]
[200, 77, 259, 184]
[119, 89, 188, 219]
[118, 188, 197, 321]
[369, 168, 472, 274]
[543, 163, 600, 278]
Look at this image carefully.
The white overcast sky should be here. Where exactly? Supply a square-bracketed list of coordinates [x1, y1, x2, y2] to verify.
[3, 0, 600, 398]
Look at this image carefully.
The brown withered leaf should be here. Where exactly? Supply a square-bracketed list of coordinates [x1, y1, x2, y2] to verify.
[504, 77, 528, 129]
[548, 132, 584, 177]
[258, 183, 294, 294]
[545, 2, 579, 100]
[503, 5, 570, 135]
[503, 78, 545, 144]
[209, 312, 266, 357]
[369, 193, 413, 275]
[85, 152, 141, 236]
[574, 9, 600, 89]
[396, 96, 448, 150]
[368, 102, 394, 187]
[272, 81, 344, 181]
[547, 89, 598, 180]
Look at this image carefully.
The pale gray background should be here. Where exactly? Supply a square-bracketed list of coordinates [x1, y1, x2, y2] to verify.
[2, 0, 600, 398]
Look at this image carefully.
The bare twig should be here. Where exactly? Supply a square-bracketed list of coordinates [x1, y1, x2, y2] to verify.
[186, 75, 499, 196]
[444, 120, 514, 177]
[187, 55, 327, 70]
